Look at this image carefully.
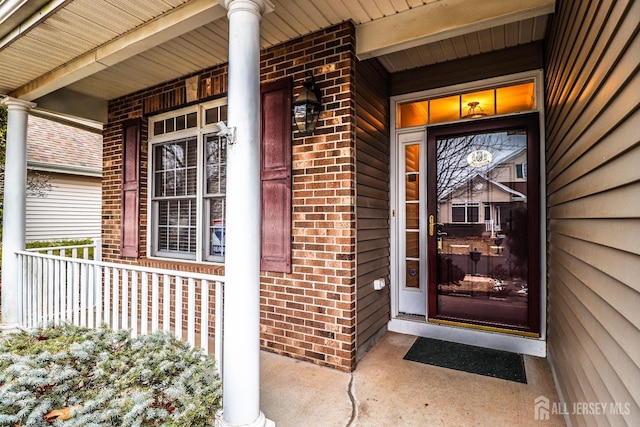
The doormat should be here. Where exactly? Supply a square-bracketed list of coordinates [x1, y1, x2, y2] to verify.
[403, 337, 527, 383]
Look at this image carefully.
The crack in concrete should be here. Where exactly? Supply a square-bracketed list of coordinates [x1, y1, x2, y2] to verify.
[346, 373, 358, 426]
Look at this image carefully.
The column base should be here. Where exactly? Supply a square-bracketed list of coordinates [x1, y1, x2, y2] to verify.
[216, 411, 275, 427]
[0, 323, 22, 334]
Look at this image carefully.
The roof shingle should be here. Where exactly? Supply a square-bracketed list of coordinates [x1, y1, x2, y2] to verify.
[27, 115, 102, 171]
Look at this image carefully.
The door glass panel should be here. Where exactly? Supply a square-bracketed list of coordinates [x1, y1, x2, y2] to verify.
[404, 144, 421, 290]
[406, 203, 419, 229]
[406, 260, 419, 289]
[406, 232, 419, 258]
[434, 128, 529, 328]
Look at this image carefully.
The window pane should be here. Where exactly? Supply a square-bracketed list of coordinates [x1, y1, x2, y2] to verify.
[205, 134, 227, 196]
[165, 118, 175, 133]
[496, 82, 535, 115]
[405, 260, 419, 288]
[175, 169, 186, 196]
[155, 199, 196, 255]
[406, 202, 419, 229]
[219, 105, 227, 123]
[397, 100, 428, 128]
[452, 206, 465, 222]
[209, 197, 226, 257]
[405, 145, 420, 172]
[205, 107, 218, 125]
[176, 115, 186, 131]
[187, 112, 197, 128]
[461, 90, 494, 118]
[406, 232, 419, 258]
[429, 95, 459, 124]
[153, 121, 164, 136]
[467, 206, 479, 222]
[158, 227, 168, 252]
[154, 139, 197, 198]
[406, 174, 419, 201]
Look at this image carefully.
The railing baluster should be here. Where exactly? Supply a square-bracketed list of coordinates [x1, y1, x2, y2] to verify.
[163, 274, 171, 332]
[65, 259, 72, 323]
[36, 257, 43, 327]
[122, 270, 129, 330]
[113, 267, 120, 331]
[55, 260, 61, 325]
[17, 255, 25, 324]
[53, 259, 60, 325]
[103, 267, 111, 328]
[80, 263, 87, 327]
[187, 277, 196, 348]
[151, 273, 159, 333]
[30, 256, 36, 328]
[72, 261, 80, 326]
[87, 264, 95, 328]
[42, 259, 53, 325]
[201, 279, 209, 354]
[141, 272, 149, 335]
[131, 271, 139, 338]
[175, 276, 183, 340]
[95, 264, 102, 327]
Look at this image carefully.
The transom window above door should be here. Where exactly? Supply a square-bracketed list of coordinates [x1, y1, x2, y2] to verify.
[396, 80, 535, 128]
[149, 100, 228, 262]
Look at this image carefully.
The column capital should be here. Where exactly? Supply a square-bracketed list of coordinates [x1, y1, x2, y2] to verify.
[222, 0, 274, 15]
[1, 96, 36, 111]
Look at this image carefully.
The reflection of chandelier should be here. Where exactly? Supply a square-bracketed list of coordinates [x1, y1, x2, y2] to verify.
[463, 101, 487, 119]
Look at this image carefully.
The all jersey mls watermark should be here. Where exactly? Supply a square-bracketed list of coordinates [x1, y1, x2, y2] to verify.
[534, 395, 632, 420]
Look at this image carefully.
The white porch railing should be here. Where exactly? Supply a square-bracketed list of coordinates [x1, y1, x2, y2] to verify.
[484, 220, 502, 234]
[25, 238, 102, 261]
[15, 249, 224, 370]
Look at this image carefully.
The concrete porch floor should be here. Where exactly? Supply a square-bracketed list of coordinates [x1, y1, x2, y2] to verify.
[261, 331, 566, 426]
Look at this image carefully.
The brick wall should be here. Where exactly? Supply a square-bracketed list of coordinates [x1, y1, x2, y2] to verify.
[103, 22, 358, 371]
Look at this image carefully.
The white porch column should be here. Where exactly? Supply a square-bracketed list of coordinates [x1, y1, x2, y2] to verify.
[221, 1, 274, 427]
[1, 97, 35, 330]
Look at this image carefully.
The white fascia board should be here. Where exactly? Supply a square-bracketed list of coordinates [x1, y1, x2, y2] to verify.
[12, 0, 227, 101]
[356, 0, 555, 59]
[27, 161, 102, 178]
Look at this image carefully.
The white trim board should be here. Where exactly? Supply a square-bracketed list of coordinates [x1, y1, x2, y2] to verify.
[388, 317, 546, 357]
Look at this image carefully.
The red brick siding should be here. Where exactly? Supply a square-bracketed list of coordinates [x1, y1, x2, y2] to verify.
[103, 23, 358, 371]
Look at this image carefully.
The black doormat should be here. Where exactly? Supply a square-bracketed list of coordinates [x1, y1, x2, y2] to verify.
[403, 337, 527, 383]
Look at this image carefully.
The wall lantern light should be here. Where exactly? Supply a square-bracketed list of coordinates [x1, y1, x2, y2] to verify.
[292, 71, 322, 134]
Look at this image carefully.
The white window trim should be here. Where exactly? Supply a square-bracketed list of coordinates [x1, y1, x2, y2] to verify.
[147, 98, 228, 264]
[451, 201, 480, 223]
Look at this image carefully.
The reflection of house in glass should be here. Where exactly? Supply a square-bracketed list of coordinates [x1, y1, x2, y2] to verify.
[435, 130, 530, 327]
[437, 131, 528, 239]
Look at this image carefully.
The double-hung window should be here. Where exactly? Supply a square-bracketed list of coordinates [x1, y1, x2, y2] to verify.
[149, 100, 228, 262]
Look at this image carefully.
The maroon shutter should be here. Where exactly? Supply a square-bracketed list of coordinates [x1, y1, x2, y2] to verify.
[121, 119, 141, 258]
[261, 78, 292, 272]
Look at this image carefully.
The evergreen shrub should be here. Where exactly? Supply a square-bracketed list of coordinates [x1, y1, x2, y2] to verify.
[0, 324, 222, 426]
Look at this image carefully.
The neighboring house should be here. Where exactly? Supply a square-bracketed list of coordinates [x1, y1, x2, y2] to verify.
[26, 115, 102, 242]
[0, 1, 637, 426]
[437, 142, 528, 235]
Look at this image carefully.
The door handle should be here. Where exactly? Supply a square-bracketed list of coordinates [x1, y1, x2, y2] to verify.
[429, 215, 434, 236]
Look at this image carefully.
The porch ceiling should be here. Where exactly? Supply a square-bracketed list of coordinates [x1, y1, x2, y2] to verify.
[0, 0, 554, 122]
